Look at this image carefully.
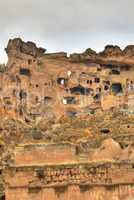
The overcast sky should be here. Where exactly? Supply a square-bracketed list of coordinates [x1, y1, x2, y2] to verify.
[0, 0, 134, 62]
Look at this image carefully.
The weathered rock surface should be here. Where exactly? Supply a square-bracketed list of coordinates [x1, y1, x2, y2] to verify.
[123, 45, 134, 57]
[100, 45, 123, 57]
[92, 138, 122, 160]
[5, 38, 46, 57]
[1, 38, 134, 199]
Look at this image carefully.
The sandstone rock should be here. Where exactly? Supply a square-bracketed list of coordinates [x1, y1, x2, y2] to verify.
[120, 143, 134, 161]
[99, 45, 122, 57]
[44, 52, 67, 59]
[83, 48, 96, 56]
[123, 45, 134, 57]
[70, 53, 81, 62]
[92, 138, 121, 161]
[5, 38, 46, 57]
[30, 128, 43, 140]
[2, 38, 134, 200]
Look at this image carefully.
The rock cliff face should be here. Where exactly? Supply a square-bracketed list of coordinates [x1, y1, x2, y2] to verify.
[5, 38, 46, 57]
[1, 38, 134, 199]
[71, 44, 134, 67]
[100, 45, 123, 57]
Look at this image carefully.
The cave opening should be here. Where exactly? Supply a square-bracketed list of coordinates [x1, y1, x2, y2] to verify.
[19, 68, 31, 76]
[110, 69, 120, 75]
[111, 83, 123, 94]
[94, 77, 100, 83]
[100, 128, 110, 134]
[36, 169, 44, 179]
[93, 94, 101, 101]
[57, 77, 68, 85]
[87, 80, 93, 85]
[70, 85, 93, 95]
[19, 90, 27, 100]
[66, 110, 77, 117]
[104, 85, 109, 91]
[28, 59, 32, 65]
[44, 96, 52, 101]
[44, 96, 53, 105]
[63, 96, 76, 104]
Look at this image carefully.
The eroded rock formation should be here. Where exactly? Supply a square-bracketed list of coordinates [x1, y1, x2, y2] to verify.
[0, 38, 134, 199]
[6, 38, 46, 57]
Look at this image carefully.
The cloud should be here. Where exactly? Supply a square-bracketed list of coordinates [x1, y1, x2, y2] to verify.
[0, 0, 134, 62]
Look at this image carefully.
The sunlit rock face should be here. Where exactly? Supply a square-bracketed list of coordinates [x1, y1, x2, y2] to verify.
[1, 38, 134, 200]
[3, 37, 134, 122]
[123, 45, 134, 57]
[99, 45, 123, 57]
[5, 38, 46, 57]
[5, 185, 134, 200]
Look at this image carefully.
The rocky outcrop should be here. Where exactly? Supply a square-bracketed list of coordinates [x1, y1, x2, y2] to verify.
[44, 52, 67, 59]
[120, 143, 134, 161]
[2, 37, 134, 200]
[92, 138, 121, 161]
[99, 45, 122, 57]
[83, 48, 97, 56]
[123, 45, 134, 57]
[70, 44, 134, 67]
[5, 38, 46, 58]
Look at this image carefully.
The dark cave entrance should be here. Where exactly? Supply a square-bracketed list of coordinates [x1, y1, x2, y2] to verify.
[70, 85, 93, 95]
[19, 68, 31, 76]
[111, 83, 123, 94]
[110, 69, 120, 75]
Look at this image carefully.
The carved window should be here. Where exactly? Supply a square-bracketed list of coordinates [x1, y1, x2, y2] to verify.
[70, 85, 93, 95]
[100, 128, 110, 134]
[93, 94, 100, 101]
[63, 96, 76, 104]
[19, 90, 27, 100]
[28, 59, 32, 65]
[110, 69, 120, 75]
[104, 85, 109, 91]
[44, 96, 53, 105]
[19, 68, 31, 76]
[97, 67, 102, 71]
[66, 110, 77, 117]
[36, 169, 44, 178]
[57, 78, 68, 85]
[87, 80, 92, 85]
[111, 83, 123, 94]
[94, 77, 100, 83]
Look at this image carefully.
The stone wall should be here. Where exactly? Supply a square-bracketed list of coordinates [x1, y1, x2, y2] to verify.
[14, 143, 77, 165]
[4, 162, 134, 200]
[5, 185, 134, 200]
